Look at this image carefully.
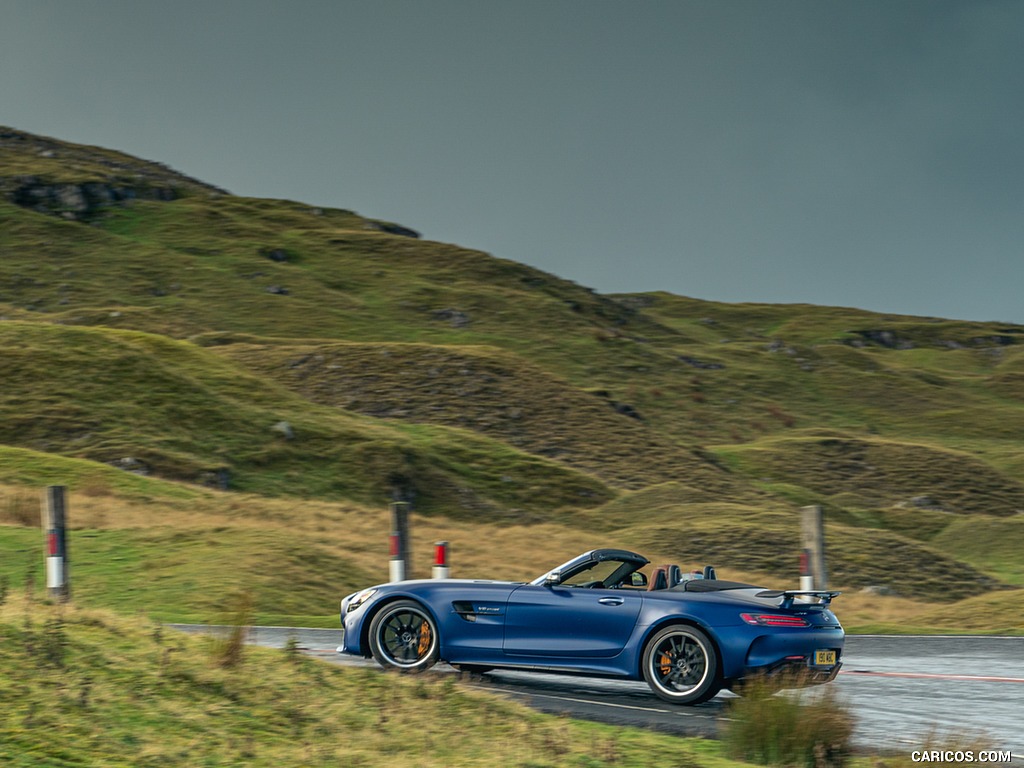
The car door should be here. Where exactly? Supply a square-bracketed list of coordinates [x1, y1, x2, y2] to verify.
[502, 583, 643, 658]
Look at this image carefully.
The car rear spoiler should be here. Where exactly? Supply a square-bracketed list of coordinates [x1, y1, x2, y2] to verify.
[754, 589, 842, 608]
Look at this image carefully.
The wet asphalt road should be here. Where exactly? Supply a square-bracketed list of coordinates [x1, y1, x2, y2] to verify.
[170, 626, 1023, 755]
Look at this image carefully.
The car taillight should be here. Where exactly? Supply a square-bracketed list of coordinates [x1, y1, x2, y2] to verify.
[740, 613, 810, 627]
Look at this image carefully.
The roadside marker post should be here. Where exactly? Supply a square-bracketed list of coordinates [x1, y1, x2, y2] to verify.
[799, 548, 814, 592]
[432, 541, 450, 579]
[389, 501, 410, 582]
[43, 485, 70, 602]
[800, 504, 828, 590]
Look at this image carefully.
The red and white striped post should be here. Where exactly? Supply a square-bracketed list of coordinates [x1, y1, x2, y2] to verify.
[389, 501, 410, 582]
[43, 486, 70, 602]
[432, 541, 450, 579]
[799, 548, 813, 592]
[388, 531, 404, 582]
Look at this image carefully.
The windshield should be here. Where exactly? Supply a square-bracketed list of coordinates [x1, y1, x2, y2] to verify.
[560, 560, 626, 587]
[531, 549, 650, 587]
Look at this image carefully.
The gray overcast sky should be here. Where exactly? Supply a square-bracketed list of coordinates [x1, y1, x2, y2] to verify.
[3, 1, 1023, 323]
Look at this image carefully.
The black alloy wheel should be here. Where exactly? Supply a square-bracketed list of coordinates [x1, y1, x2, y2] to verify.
[642, 624, 720, 704]
[368, 600, 440, 673]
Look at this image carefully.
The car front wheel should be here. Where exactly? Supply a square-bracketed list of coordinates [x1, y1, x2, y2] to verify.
[368, 600, 439, 673]
[642, 625, 720, 704]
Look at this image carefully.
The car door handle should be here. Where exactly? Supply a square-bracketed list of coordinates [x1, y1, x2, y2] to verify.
[598, 597, 625, 606]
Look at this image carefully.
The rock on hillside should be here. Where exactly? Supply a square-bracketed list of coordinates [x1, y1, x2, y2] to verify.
[0, 126, 227, 221]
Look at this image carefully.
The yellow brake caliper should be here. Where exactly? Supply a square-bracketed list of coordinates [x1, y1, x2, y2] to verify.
[418, 622, 432, 656]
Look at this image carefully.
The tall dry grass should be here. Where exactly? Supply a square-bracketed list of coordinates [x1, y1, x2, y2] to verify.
[724, 672, 855, 768]
[1, 489, 40, 527]
[210, 589, 255, 669]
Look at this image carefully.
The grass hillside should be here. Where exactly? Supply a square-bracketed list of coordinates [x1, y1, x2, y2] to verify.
[209, 337, 743, 494]
[715, 433, 1024, 517]
[0, 322, 611, 517]
[1, 125, 1022, 631]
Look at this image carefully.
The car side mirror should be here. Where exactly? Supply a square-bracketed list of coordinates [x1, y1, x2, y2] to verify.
[630, 572, 648, 588]
[543, 570, 562, 587]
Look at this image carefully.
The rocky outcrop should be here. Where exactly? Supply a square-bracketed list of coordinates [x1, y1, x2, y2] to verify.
[1, 125, 228, 221]
[364, 220, 421, 238]
[678, 355, 726, 370]
[844, 328, 1019, 351]
[431, 307, 471, 327]
[262, 248, 290, 263]
[10, 177, 180, 221]
[847, 329, 915, 350]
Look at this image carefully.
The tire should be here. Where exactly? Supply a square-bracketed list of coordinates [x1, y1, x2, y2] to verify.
[368, 600, 440, 673]
[642, 625, 720, 704]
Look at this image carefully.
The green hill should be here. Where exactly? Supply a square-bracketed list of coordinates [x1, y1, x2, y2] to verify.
[1, 125, 1022, 626]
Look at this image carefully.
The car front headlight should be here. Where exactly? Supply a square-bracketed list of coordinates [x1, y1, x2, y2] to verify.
[346, 588, 378, 613]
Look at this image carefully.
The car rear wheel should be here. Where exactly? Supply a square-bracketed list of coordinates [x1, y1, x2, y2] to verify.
[642, 625, 720, 704]
[368, 600, 439, 673]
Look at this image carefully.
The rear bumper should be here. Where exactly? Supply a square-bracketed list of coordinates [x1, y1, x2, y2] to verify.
[739, 627, 844, 684]
[764, 657, 843, 684]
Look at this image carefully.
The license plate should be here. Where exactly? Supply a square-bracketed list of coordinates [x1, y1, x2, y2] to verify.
[814, 650, 836, 666]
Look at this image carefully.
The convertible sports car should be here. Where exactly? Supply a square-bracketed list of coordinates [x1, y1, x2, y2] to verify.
[339, 548, 843, 704]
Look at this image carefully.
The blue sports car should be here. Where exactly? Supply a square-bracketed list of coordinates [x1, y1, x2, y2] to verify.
[339, 548, 843, 704]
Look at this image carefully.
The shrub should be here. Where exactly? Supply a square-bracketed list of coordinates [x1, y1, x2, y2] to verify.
[724, 672, 855, 768]
[210, 590, 254, 668]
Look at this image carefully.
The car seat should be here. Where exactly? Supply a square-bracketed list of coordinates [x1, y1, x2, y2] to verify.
[647, 564, 683, 590]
